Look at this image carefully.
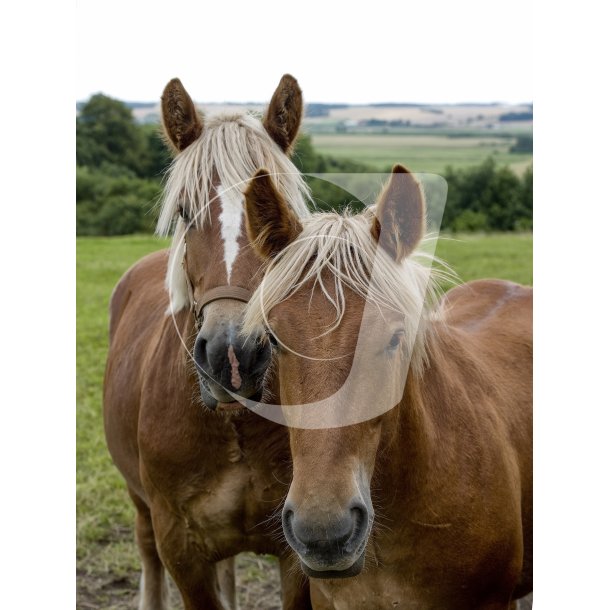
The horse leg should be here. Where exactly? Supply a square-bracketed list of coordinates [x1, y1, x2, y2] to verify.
[150, 508, 234, 610]
[163, 557, 233, 610]
[279, 554, 311, 610]
[128, 489, 168, 610]
[216, 557, 236, 609]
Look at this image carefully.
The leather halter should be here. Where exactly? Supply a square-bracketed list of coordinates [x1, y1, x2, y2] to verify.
[183, 240, 252, 328]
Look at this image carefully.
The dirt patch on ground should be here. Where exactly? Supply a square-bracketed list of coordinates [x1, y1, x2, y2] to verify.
[77, 553, 281, 610]
[77, 567, 140, 609]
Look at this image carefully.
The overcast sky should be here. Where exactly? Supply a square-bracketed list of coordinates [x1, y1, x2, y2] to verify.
[76, 0, 532, 105]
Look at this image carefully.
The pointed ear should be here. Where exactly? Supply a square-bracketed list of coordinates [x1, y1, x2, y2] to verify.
[371, 165, 425, 263]
[263, 74, 303, 154]
[244, 169, 303, 259]
[161, 78, 204, 153]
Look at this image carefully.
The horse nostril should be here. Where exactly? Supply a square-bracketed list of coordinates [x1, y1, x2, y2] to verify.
[350, 504, 367, 525]
[282, 506, 294, 531]
[281, 505, 300, 545]
[348, 504, 369, 548]
[193, 336, 208, 372]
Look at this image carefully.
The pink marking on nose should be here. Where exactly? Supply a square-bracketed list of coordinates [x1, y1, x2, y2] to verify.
[227, 344, 242, 390]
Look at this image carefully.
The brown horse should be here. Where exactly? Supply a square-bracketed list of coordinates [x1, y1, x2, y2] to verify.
[103, 76, 312, 610]
[241, 166, 532, 609]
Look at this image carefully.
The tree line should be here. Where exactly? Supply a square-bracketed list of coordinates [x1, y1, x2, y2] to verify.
[76, 95, 532, 235]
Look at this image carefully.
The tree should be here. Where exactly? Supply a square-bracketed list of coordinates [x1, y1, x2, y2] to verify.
[76, 95, 172, 235]
[442, 158, 533, 232]
[292, 134, 327, 173]
[76, 94, 147, 176]
[76, 166, 160, 235]
[140, 123, 173, 179]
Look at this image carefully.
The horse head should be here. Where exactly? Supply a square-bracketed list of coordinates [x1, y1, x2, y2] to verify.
[157, 75, 310, 409]
[241, 166, 432, 577]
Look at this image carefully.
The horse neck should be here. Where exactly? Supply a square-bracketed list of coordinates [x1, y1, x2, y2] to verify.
[378, 321, 483, 493]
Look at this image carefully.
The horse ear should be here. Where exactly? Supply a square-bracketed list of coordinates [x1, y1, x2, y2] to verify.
[263, 74, 303, 154]
[244, 169, 303, 259]
[371, 164, 425, 263]
[161, 78, 204, 153]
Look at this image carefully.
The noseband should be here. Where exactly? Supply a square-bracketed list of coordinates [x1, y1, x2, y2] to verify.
[182, 240, 252, 328]
[191, 285, 253, 327]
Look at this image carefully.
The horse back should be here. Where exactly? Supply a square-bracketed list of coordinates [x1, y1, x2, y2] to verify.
[439, 279, 533, 597]
[441, 279, 532, 337]
[439, 278, 532, 444]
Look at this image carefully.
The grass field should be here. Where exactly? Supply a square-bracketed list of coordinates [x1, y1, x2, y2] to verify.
[310, 133, 532, 175]
[77, 233, 532, 609]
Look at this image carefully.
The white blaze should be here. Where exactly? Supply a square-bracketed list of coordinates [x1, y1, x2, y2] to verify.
[218, 186, 244, 282]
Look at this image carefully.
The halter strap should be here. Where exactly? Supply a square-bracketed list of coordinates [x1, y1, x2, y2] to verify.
[192, 285, 253, 327]
[197, 285, 252, 308]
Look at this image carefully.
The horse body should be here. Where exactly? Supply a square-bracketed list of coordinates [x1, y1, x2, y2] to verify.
[105, 250, 303, 608]
[241, 167, 533, 609]
[104, 76, 311, 610]
[308, 280, 532, 610]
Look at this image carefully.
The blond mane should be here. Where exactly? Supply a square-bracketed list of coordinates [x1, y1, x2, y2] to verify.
[243, 208, 451, 376]
[156, 112, 312, 313]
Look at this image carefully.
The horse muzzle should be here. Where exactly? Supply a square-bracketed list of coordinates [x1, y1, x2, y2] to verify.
[193, 326, 271, 411]
[281, 499, 372, 578]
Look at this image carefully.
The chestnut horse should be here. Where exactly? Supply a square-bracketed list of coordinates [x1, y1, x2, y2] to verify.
[103, 76, 312, 610]
[240, 166, 532, 609]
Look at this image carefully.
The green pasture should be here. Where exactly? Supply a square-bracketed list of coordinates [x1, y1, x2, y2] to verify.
[77, 233, 532, 607]
[435, 232, 533, 287]
[310, 133, 532, 175]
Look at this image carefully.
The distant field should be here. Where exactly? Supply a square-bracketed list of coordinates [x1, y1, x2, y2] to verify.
[435, 232, 532, 287]
[77, 232, 532, 609]
[310, 132, 532, 174]
[126, 100, 533, 176]
[319, 102, 532, 125]
[128, 101, 532, 131]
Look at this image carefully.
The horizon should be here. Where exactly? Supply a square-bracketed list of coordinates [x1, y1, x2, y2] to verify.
[76, 96, 533, 107]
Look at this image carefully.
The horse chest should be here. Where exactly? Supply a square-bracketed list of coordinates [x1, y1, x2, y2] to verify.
[186, 461, 287, 555]
[143, 419, 290, 558]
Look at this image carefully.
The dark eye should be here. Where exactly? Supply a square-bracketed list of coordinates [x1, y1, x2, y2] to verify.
[266, 329, 279, 347]
[178, 204, 190, 223]
[387, 330, 405, 351]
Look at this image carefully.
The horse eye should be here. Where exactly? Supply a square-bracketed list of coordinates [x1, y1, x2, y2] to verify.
[178, 204, 190, 223]
[266, 329, 279, 348]
[387, 330, 405, 350]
